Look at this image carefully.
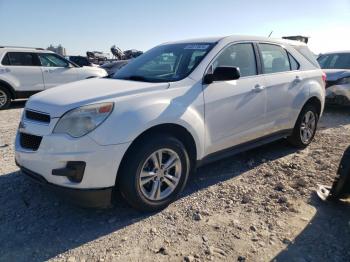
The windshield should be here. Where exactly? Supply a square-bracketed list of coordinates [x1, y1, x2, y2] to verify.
[317, 53, 350, 69]
[113, 42, 215, 82]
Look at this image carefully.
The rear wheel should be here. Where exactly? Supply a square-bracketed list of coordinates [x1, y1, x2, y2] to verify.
[118, 135, 190, 211]
[0, 87, 11, 110]
[287, 104, 319, 148]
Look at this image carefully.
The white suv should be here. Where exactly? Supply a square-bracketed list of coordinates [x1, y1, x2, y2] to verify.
[15, 36, 325, 211]
[0, 47, 107, 109]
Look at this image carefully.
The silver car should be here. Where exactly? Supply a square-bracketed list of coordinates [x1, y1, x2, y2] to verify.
[317, 51, 350, 105]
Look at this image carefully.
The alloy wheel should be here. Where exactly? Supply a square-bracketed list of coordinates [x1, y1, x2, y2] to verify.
[138, 149, 182, 201]
[0, 90, 7, 107]
[300, 111, 316, 144]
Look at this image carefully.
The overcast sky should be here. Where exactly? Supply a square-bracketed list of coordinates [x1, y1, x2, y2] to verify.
[1, 0, 349, 55]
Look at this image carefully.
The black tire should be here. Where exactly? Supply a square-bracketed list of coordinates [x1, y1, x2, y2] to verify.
[0, 86, 11, 110]
[287, 103, 319, 148]
[328, 146, 350, 200]
[118, 135, 190, 212]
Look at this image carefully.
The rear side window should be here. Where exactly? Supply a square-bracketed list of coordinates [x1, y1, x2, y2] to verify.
[212, 43, 257, 77]
[294, 45, 320, 68]
[1, 53, 10, 65]
[288, 53, 300, 70]
[3, 52, 37, 66]
[259, 44, 290, 73]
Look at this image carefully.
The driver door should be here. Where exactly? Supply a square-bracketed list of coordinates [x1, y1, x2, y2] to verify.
[203, 42, 267, 155]
[38, 53, 78, 89]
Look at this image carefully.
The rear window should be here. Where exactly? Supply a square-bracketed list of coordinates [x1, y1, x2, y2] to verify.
[293, 45, 320, 68]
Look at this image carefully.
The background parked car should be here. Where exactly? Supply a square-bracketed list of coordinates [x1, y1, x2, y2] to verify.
[66, 56, 99, 67]
[100, 60, 129, 76]
[0, 47, 107, 109]
[317, 51, 350, 106]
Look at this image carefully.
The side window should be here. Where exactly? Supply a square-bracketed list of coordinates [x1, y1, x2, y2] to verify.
[259, 44, 290, 74]
[288, 53, 300, 70]
[1, 53, 10, 65]
[212, 43, 257, 77]
[38, 53, 68, 67]
[4, 52, 37, 66]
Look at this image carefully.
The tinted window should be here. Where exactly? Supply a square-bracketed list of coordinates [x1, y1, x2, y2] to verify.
[212, 43, 257, 77]
[1, 53, 10, 65]
[294, 45, 320, 68]
[38, 53, 68, 67]
[288, 53, 300, 70]
[317, 53, 350, 69]
[260, 44, 290, 74]
[5, 52, 37, 66]
[114, 43, 215, 83]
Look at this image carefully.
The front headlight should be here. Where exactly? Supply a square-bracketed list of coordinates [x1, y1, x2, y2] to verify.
[53, 102, 114, 138]
[338, 77, 350, 85]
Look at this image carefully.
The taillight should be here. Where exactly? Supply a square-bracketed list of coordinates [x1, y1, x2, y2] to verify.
[322, 71, 327, 88]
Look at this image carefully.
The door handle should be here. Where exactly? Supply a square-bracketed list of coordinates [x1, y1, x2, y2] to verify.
[252, 84, 265, 93]
[44, 69, 52, 73]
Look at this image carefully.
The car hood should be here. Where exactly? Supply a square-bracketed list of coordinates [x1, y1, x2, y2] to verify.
[323, 69, 350, 81]
[80, 66, 107, 75]
[26, 78, 170, 118]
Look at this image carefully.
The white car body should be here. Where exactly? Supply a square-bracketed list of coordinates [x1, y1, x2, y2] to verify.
[14, 36, 325, 208]
[0, 47, 107, 107]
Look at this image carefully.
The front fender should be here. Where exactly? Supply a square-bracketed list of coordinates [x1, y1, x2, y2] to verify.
[89, 87, 205, 159]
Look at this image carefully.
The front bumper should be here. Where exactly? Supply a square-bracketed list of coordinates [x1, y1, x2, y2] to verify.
[326, 84, 350, 105]
[18, 164, 113, 208]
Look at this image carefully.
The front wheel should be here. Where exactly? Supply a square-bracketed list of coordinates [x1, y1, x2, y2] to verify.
[118, 135, 190, 212]
[287, 104, 319, 148]
[0, 87, 11, 110]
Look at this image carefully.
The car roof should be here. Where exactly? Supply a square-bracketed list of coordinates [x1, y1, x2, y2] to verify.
[320, 51, 350, 55]
[161, 35, 307, 47]
[0, 46, 53, 53]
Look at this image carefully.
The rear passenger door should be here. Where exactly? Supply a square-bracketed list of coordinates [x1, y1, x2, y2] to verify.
[38, 53, 78, 89]
[203, 42, 267, 155]
[1, 52, 44, 92]
[258, 43, 302, 133]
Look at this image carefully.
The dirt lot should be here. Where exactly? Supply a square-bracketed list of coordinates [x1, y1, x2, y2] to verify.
[0, 101, 350, 262]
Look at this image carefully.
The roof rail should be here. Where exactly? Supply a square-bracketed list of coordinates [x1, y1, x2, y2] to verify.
[0, 46, 45, 50]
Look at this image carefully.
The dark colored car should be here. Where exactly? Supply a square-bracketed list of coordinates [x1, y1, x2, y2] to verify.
[67, 56, 98, 67]
[317, 52, 350, 105]
[100, 60, 129, 76]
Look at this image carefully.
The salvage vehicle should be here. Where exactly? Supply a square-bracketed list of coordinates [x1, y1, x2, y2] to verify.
[317, 51, 350, 105]
[15, 36, 325, 211]
[100, 60, 129, 76]
[0, 47, 107, 109]
[66, 56, 99, 67]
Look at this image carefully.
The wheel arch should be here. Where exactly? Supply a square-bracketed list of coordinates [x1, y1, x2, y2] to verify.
[303, 96, 322, 116]
[115, 123, 198, 185]
[0, 79, 16, 99]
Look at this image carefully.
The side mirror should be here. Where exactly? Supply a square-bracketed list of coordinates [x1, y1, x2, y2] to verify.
[203, 66, 240, 84]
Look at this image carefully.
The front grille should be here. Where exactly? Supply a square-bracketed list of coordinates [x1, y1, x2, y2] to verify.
[25, 110, 50, 123]
[19, 133, 42, 151]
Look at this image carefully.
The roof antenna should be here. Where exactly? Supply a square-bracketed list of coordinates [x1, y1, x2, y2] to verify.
[268, 31, 273, 37]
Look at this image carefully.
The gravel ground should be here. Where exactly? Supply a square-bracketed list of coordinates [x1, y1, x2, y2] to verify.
[0, 101, 350, 262]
